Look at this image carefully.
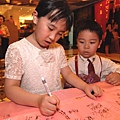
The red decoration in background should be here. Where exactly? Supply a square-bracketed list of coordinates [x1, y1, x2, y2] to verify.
[114, 0, 120, 10]
[114, 0, 120, 7]
[0, 30, 3, 35]
[94, 0, 110, 33]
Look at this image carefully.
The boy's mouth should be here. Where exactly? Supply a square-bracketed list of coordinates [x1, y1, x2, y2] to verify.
[83, 51, 89, 54]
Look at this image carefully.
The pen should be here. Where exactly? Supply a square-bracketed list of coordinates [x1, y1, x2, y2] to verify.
[41, 77, 52, 96]
[91, 91, 94, 95]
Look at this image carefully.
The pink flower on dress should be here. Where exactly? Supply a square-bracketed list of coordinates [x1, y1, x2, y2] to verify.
[40, 50, 55, 63]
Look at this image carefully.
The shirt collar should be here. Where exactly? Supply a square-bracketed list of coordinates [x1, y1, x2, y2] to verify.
[79, 54, 96, 62]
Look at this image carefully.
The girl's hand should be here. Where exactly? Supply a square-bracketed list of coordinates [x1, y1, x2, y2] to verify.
[38, 94, 60, 116]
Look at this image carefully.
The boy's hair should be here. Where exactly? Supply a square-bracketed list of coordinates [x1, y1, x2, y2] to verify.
[76, 19, 103, 41]
[35, 0, 73, 31]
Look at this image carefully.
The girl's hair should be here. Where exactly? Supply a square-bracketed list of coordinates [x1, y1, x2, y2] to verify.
[0, 14, 5, 22]
[75, 19, 103, 41]
[35, 0, 73, 31]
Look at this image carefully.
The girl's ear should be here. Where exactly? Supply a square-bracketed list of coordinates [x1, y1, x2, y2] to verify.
[98, 40, 102, 48]
[32, 10, 38, 25]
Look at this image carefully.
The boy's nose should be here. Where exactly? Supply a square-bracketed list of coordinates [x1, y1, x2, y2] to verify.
[84, 43, 90, 49]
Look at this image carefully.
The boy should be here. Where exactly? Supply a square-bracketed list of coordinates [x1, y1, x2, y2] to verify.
[68, 19, 120, 86]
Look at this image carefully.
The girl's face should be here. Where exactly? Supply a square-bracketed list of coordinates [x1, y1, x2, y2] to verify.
[77, 30, 102, 58]
[32, 12, 67, 48]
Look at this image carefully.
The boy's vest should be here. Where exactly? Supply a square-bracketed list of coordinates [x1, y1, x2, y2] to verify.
[64, 55, 102, 89]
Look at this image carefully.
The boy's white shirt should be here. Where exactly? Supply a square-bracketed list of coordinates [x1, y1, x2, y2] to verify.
[68, 54, 120, 81]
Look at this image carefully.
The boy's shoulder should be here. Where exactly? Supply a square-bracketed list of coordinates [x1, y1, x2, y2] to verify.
[68, 54, 111, 61]
[68, 55, 77, 60]
[96, 55, 117, 66]
[97, 55, 111, 61]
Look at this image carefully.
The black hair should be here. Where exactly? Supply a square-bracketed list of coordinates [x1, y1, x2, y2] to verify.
[35, 0, 73, 31]
[0, 14, 5, 22]
[75, 19, 103, 41]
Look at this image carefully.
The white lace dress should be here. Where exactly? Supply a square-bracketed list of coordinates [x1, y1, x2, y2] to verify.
[5, 38, 67, 94]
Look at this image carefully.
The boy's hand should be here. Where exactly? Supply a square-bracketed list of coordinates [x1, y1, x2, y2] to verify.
[84, 84, 103, 100]
[106, 72, 120, 86]
[38, 94, 60, 116]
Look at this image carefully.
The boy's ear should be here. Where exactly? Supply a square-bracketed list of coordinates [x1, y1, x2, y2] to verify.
[32, 10, 38, 25]
[98, 40, 102, 48]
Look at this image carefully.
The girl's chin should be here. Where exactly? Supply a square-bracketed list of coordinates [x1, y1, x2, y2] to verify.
[40, 44, 49, 49]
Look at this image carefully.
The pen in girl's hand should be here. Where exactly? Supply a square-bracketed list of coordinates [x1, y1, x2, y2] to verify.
[41, 77, 52, 96]
[41, 77, 60, 111]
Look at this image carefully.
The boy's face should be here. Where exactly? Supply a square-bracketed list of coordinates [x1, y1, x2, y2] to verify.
[77, 30, 102, 58]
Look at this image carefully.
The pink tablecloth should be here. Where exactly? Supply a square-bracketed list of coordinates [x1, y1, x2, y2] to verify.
[0, 82, 120, 120]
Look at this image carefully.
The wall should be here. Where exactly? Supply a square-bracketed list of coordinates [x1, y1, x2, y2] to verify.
[72, 5, 94, 48]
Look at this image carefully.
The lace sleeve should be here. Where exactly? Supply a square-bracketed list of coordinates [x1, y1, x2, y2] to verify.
[5, 45, 23, 80]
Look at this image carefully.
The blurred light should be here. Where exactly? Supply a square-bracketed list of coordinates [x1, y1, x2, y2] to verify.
[6, 0, 10, 3]
[29, 0, 33, 4]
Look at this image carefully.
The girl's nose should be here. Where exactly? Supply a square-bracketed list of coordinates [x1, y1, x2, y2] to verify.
[49, 32, 56, 41]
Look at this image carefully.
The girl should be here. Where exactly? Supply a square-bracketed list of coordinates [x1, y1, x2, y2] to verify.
[4, 0, 102, 116]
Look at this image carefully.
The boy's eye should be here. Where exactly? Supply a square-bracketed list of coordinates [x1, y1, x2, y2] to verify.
[90, 42, 95, 44]
[79, 41, 84, 43]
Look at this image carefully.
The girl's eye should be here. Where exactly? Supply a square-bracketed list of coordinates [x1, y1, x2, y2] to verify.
[48, 26, 53, 31]
[58, 33, 63, 36]
[58, 33, 63, 38]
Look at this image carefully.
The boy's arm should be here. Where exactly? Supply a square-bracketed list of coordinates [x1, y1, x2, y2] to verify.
[61, 66, 102, 99]
[106, 72, 120, 85]
[101, 57, 120, 78]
